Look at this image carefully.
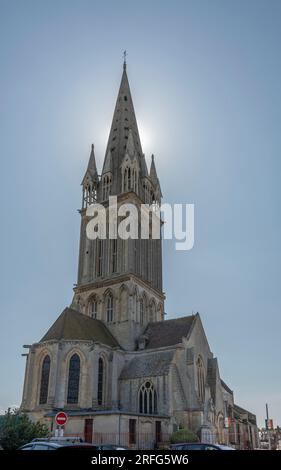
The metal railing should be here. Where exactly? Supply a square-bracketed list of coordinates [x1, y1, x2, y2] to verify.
[91, 432, 170, 449]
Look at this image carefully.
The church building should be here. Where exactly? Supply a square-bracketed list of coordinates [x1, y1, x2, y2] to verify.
[20, 61, 258, 449]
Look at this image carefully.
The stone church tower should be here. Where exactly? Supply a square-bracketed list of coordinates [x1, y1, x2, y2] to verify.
[71, 60, 164, 350]
[20, 61, 258, 449]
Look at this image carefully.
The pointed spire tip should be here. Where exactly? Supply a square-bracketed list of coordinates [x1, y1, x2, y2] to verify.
[123, 50, 127, 71]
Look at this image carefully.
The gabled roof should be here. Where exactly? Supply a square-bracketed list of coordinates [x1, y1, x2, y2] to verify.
[120, 350, 174, 379]
[221, 379, 233, 395]
[144, 315, 196, 349]
[40, 307, 119, 347]
[233, 404, 257, 425]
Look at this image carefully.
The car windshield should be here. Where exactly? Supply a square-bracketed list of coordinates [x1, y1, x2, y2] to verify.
[216, 445, 235, 450]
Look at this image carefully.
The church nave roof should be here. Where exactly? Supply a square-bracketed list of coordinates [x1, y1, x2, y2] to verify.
[143, 314, 196, 349]
[120, 350, 175, 379]
[40, 307, 119, 347]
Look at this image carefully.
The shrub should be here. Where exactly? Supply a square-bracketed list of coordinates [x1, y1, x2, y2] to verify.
[0, 408, 49, 450]
[170, 428, 199, 444]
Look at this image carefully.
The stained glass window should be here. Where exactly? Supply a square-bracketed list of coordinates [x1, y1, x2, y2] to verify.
[97, 358, 104, 405]
[39, 355, 50, 405]
[139, 381, 157, 414]
[67, 354, 80, 404]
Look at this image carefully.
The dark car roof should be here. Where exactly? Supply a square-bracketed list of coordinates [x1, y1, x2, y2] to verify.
[170, 442, 235, 450]
[20, 441, 97, 449]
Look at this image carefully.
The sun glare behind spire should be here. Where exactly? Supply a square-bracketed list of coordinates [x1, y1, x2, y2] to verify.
[138, 120, 153, 155]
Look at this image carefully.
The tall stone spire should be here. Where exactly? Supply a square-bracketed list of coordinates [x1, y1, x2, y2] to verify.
[74, 61, 164, 349]
[103, 62, 147, 194]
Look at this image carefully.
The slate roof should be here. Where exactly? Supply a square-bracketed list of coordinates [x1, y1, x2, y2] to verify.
[233, 404, 257, 424]
[120, 350, 175, 379]
[221, 379, 233, 395]
[144, 315, 196, 349]
[40, 307, 119, 347]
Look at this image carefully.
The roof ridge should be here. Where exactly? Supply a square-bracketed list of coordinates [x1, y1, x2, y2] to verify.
[147, 314, 195, 326]
[59, 307, 69, 338]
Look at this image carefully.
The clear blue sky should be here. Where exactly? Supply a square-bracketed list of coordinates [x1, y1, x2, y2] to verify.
[0, 0, 280, 427]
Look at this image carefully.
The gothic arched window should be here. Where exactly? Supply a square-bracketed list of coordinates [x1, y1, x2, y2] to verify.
[123, 167, 128, 192]
[83, 181, 97, 208]
[102, 174, 112, 200]
[197, 356, 205, 403]
[127, 167, 131, 190]
[67, 354, 80, 404]
[97, 357, 104, 405]
[112, 239, 117, 273]
[96, 239, 103, 277]
[139, 298, 144, 325]
[132, 168, 137, 192]
[39, 355, 50, 405]
[106, 293, 113, 323]
[139, 381, 157, 414]
[89, 297, 97, 319]
[123, 165, 133, 192]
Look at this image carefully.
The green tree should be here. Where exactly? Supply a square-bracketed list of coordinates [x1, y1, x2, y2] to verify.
[0, 408, 49, 450]
[170, 427, 199, 444]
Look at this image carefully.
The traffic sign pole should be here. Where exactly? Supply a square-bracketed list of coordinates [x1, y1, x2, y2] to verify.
[54, 411, 68, 437]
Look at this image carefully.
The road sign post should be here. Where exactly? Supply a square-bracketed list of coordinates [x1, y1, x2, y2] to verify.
[55, 411, 68, 427]
[55, 411, 68, 437]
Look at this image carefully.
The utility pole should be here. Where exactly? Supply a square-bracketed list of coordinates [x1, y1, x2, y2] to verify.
[266, 403, 271, 450]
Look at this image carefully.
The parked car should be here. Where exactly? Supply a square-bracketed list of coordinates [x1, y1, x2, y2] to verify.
[32, 436, 84, 443]
[170, 442, 235, 450]
[19, 439, 128, 450]
[94, 444, 128, 450]
[19, 441, 98, 450]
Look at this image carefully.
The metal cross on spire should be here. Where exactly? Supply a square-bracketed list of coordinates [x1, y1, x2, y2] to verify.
[123, 50, 127, 69]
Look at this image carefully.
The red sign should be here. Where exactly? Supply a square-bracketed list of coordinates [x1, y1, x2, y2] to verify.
[55, 411, 68, 426]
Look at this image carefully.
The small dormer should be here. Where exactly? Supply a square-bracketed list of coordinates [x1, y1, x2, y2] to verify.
[137, 333, 149, 350]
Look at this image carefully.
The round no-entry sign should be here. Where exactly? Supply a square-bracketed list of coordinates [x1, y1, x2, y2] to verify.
[55, 411, 68, 426]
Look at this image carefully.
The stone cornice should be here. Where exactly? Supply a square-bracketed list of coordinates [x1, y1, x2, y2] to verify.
[74, 272, 165, 299]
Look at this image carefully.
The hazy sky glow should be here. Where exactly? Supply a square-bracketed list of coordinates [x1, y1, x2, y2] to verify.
[1, 0, 281, 427]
